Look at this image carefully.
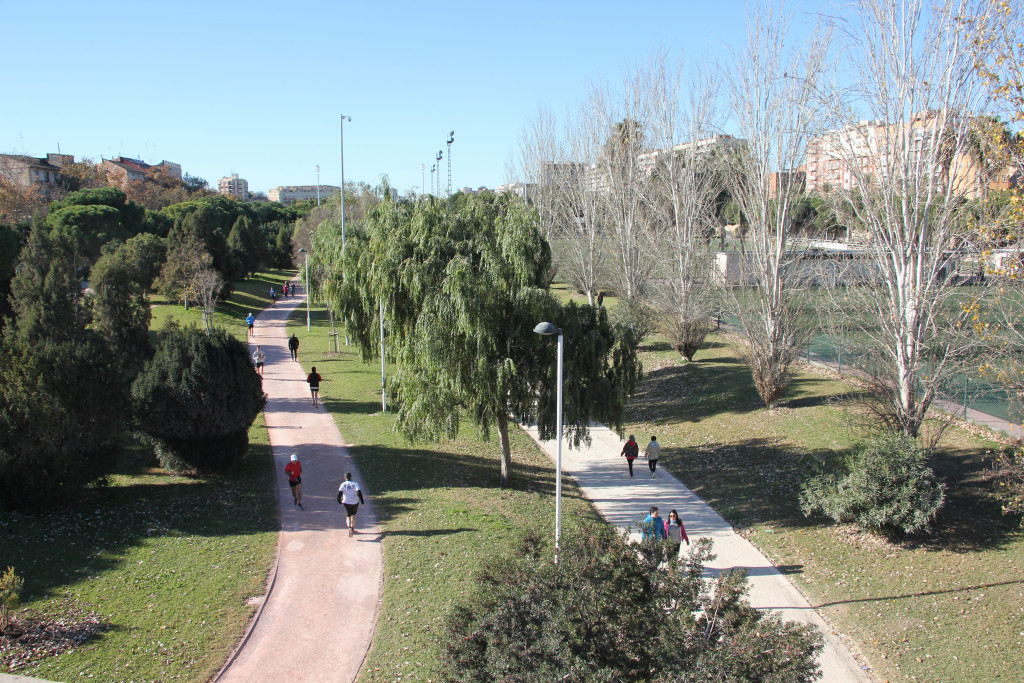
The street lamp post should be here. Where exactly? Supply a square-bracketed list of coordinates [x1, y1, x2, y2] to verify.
[533, 321, 563, 564]
[299, 249, 310, 331]
[316, 165, 321, 206]
[380, 300, 386, 412]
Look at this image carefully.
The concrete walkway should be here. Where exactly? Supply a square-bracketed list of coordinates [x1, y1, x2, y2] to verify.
[216, 292, 382, 683]
[522, 424, 872, 682]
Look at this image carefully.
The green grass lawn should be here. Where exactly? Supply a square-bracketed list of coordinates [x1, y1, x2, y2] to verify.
[626, 334, 1024, 681]
[149, 268, 299, 341]
[1, 272, 290, 679]
[284, 305, 605, 683]
[0, 417, 277, 681]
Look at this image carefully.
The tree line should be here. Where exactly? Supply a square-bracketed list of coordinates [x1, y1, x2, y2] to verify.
[0, 187, 310, 510]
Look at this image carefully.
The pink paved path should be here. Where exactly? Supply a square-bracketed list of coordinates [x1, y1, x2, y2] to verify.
[217, 291, 382, 683]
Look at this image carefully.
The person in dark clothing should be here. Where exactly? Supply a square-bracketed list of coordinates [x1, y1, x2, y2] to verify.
[620, 434, 639, 478]
[288, 334, 300, 361]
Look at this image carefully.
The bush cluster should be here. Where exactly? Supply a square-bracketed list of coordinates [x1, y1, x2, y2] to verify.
[132, 324, 266, 473]
[442, 530, 822, 682]
[800, 432, 945, 536]
[987, 442, 1024, 523]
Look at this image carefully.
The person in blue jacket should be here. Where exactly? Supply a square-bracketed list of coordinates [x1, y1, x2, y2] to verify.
[641, 506, 666, 541]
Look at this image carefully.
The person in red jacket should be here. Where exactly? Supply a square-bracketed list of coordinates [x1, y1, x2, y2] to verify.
[620, 435, 639, 478]
[285, 453, 303, 509]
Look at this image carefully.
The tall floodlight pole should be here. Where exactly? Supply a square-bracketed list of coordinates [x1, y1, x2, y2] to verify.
[315, 165, 321, 206]
[421, 164, 425, 197]
[446, 131, 454, 196]
[430, 165, 436, 195]
[339, 115, 351, 243]
[435, 150, 443, 195]
[340, 114, 352, 345]
[533, 322, 563, 564]
[299, 249, 310, 331]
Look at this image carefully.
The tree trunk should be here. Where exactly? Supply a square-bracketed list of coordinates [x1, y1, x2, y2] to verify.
[495, 410, 512, 487]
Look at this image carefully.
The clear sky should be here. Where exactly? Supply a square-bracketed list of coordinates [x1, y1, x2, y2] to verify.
[0, 0, 830, 196]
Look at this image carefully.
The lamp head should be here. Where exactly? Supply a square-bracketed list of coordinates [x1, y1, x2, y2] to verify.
[299, 248, 307, 254]
[533, 322, 559, 336]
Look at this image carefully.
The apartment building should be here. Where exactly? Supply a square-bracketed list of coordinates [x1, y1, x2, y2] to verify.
[805, 115, 1014, 199]
[219, 174, 249, 200]
[268, 185, 339, 204]
[0, 153, 72, 189]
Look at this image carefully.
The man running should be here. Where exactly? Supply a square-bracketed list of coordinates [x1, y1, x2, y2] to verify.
[253, 346, 266, 376]
[288, 333, 300, 361]
[620, 434, 639, 478]
[270, 287, 277, 306]
[306, 366, 323, 407]
[245, 312, 255, 337]
[645, 435, 661, 478]
[337, 472, 365, 536]
[285, 453, 303, 509]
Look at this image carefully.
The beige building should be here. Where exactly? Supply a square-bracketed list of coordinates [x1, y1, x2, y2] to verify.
[102, 157, 182, 187]
[806, 115, 1014, 199]
[0, 153, 72, 189]
[268, 185, 339, 205]
[219, 174, 249, 200]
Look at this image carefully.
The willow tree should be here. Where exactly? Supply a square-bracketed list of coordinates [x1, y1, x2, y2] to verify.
[326, 190, 641, 485]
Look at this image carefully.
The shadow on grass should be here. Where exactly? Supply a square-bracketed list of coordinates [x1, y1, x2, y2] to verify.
[680, 433, 1023, 553]
[0, 438, 277, 601]
[378, 527, 478, 538]
[349, 443, 584, 524]
[815, 578, 1024, 608]
[631, 359, 760, 423]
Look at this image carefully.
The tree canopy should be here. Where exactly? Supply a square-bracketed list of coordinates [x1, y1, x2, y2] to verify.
[326, 190, 641, 484]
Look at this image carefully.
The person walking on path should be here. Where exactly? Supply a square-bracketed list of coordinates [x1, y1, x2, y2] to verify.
[253, 346, 266, 376]
[337, 472, 365, 536]
[285, 453, 303, 509]
[641, 506, 666, 541]
[288, 333, 300, 361]
[645, 435, 661, 478]
[665, 509, 689, 555]
[306, 366, 323, 407]
[283, 282, 289, 299]
[620, 434, 639, 478]
[270, 286, 277, 306]
[246, 312, 255, 337]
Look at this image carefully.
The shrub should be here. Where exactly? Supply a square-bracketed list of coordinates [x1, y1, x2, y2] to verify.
[987, 442, 1024, 523]
[0, 566, 23, 632]
[132, 324, 266, 473]
[800, 432, 945, 536]
[0, 336, 123, 510]
[610, 297, 654, 343]
[441, 530, 822, 683]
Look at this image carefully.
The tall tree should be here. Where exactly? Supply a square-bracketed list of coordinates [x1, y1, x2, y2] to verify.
[89, 241, 153, 375]
[821, 0, 993, 437]
[722, 4, 829, 408]
[328, 191, 641, 485]
[641, 52, 724, 362]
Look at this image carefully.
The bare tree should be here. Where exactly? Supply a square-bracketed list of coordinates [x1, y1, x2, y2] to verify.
[516, 103, 609, 304]
[157, 236, 222, 331]
[819, 0, 994, 437]
[722, 5, 829, 407]
[641, 52, 725, 361]
[594, 80, 650, 304]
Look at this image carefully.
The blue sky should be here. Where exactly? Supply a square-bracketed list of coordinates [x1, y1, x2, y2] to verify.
[0, 0, 828, 195]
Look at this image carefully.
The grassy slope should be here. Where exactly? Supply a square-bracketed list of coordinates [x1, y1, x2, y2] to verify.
[284, 305, 604, 683]
[1, 272, 288, 680]
[628, 335, 1024, 682]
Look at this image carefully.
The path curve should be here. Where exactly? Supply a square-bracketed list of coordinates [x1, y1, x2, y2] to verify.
[217, 291, 382, 683]
[522, 424, 872, 682]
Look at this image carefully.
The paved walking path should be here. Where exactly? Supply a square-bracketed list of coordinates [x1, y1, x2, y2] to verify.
[216, 292, 382, 683]
[522, 424, 873, 682]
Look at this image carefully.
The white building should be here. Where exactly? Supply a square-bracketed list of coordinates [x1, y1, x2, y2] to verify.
[268, 185, 340, 205]
[219, 174, 249, 200]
